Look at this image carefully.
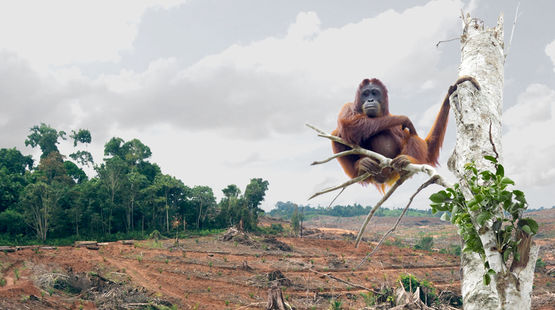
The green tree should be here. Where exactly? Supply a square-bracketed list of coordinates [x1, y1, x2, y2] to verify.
[63, 161, 88, 184]
[153, 174, 184, 233]
[235, 178, 269, 231]
[291, 205, 301, 236]
[218, 184, 241, 227]
[69, 129, 91, 146]
[191, 185, 217, 230]
[0, 148, 33, 175]
[243, 178, 269, 226]
[69, 150, 94, 167]
[97, 156, 127, 234]
[0, 209, 26, 235]
[121, 139, 152, 165]
[104, 137, 151, 166]
[0, 148, 33, 212]
[21, 152, 72, 241]
[126, 168, 148, 232]
[25, 123, 66, 158]
[69, 129, 93, 167]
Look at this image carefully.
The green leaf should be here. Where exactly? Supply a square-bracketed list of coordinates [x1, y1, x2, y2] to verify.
[431, 203, 448, 212]
[484, 155, 497, 163]
[500, 177, 514, 186]
[476, 212, 491, 226]
[495, 164, 504, 177]
[519, 218, 539, 234]
[484, 273, 491, 285]
[440, 212, 449, 221]
[480, 171, 493, 181]
[521, 225, 532, 234]
[430, 191, 449, 203]
[503, 249, 510, 262]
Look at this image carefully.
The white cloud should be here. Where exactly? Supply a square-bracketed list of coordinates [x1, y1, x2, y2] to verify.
[190, 0, 462, 92]
[0, 0, 186, 70]
[82, 0, 465, 141]
[0, 0, 470, 210]
[287, 11, 321, 40]
[503, 84, 555, 187]
[546, 39, 555, 70]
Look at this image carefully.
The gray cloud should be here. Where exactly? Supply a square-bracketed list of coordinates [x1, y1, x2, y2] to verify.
[0, 52, 76, 149]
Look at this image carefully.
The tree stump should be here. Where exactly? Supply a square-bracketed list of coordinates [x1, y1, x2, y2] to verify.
[266, 284, 289, 310]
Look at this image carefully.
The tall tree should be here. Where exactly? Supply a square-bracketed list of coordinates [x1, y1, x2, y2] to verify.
[0, 148, 33, 212]
[243, 178, 269, 226]
[153, 174, 184, 233]
[191, 185, 216, 230]
[219, 184, 241, 227]
[25, 123, 66, 158]
[69, 129, 92, 146]
[21, 151, 71, 241]
[447, 14, 538, 310]
[126, 168, 148, 232]
[97, 156, 127, 234]
[291, 205, 301, 236]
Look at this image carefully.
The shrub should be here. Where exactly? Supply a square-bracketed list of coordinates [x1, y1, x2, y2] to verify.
[399, 274, 437, 306]
[414, 236, 434, 251]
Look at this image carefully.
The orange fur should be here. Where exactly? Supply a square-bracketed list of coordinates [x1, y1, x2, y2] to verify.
[331, 77, 477, 191]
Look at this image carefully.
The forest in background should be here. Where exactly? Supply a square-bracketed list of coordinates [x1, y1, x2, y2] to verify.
[269, 201, 441, 219]
[0, 123, 270, 244]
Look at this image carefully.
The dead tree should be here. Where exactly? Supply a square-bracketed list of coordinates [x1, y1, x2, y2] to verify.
[266, 283, 292, 310]
[448, 13, 539, 310]
[308, 11, 539, 310]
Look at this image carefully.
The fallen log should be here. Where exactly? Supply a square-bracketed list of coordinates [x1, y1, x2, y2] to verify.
[74, 241, 98, 247]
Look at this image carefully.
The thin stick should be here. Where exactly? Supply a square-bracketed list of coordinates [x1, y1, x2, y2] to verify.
[328, 187, 345, 208]
[354, 173, 412, 248]
[356, 175, 440, 268]
[436, 37, 460, 47]
[505, 2, 521, 59]
[311, 149, 359, 165]
[309, 268, 378, 293]
[309, 173, 369, 200]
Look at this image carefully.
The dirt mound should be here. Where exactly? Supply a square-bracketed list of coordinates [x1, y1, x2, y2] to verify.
[33, 265, 175, 309]
[221, 227, 255, 246]
[262, 237, 292, 251]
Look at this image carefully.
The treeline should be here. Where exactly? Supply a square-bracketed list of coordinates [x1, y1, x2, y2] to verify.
[269, 201, 440, 219]
[0, 123, 268, 244]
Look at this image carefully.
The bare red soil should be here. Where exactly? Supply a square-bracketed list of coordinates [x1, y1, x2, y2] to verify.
[0, 209, 553, 309]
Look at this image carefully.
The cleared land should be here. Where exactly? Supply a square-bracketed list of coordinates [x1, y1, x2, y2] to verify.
[0, 209, 553, 309]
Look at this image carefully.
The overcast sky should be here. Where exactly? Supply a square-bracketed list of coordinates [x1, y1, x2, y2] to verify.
[1, 0, 554, 211]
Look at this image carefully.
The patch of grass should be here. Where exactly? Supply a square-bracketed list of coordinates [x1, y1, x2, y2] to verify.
[360, 292, 376, 306]
[137, 240, 164, 249]
[536, 258, 547, 272]
[330, 299, 342, 310]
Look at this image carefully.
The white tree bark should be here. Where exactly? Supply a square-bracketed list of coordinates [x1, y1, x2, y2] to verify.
[448, 13, 539, 310]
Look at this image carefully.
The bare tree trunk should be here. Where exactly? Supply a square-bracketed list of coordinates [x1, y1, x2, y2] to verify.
[266, 284, 289, 310]
[449, 13, 539, 310]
